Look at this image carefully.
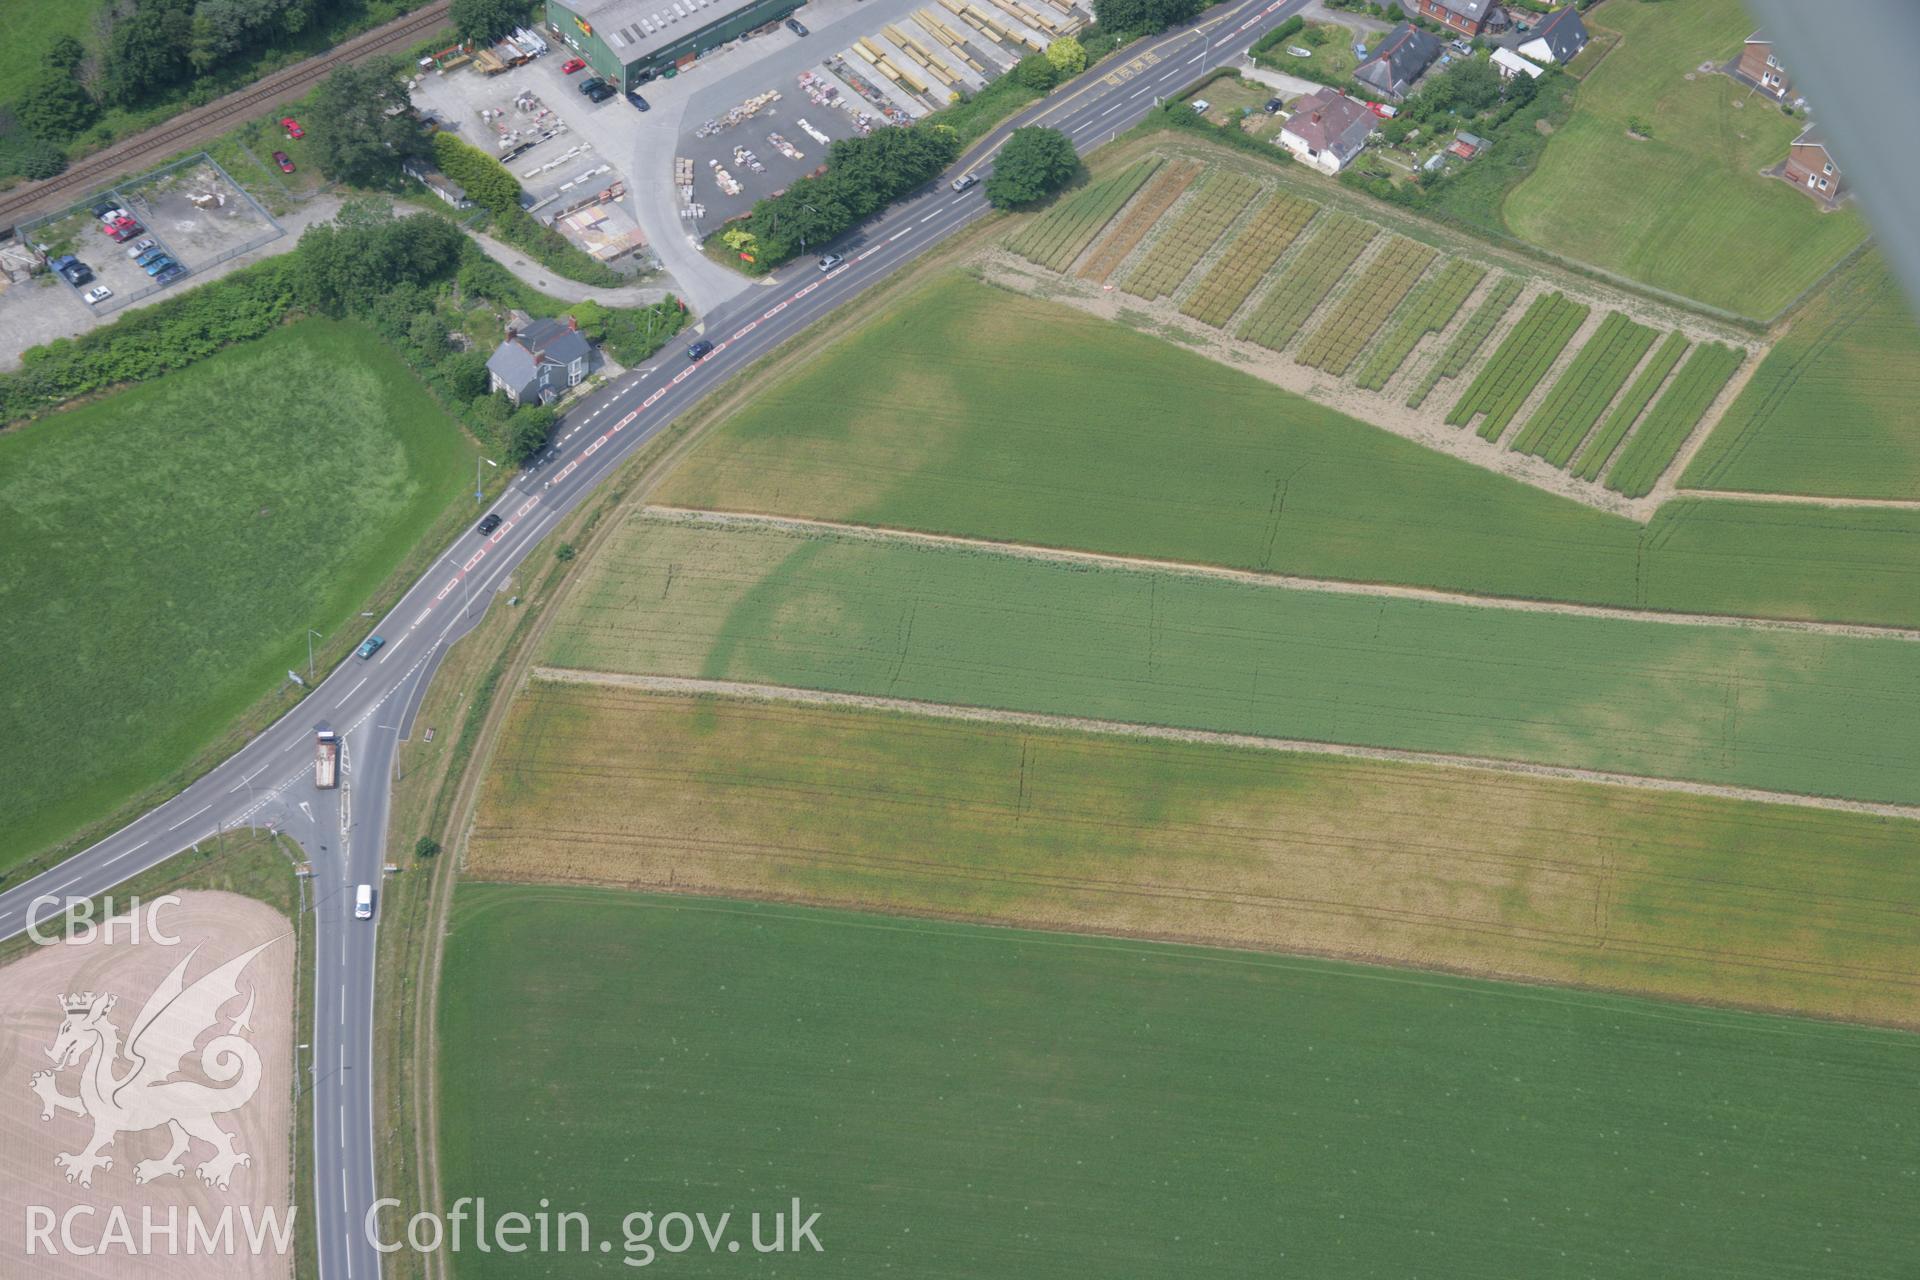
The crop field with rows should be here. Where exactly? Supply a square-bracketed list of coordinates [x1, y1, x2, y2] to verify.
[1121, 171, 1261, 301]
[473, 687, 1920, 1025]
[1077, 160, 1201, 283]
[1606, 342, 1745, 497]
[1295, 236, 1438, 376]
[1006, 157, 1164, 272]
[1511, 312, 1659, 467]
[545, 516, 1920, 806]
[1574, 331, 1690, 482]
[1353, 260, 1486, 392]
[1236, 212, 1377, 353]
[1178, 192, 1320, 328]
[1447, 292, 1591, 441]
[1406, 276, 1523, 408]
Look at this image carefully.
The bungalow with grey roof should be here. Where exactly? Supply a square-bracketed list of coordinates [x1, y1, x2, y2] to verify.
[1355, 23, 1442, 101]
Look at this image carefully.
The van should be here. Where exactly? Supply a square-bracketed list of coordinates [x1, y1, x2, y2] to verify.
[355, 884, 373, 919]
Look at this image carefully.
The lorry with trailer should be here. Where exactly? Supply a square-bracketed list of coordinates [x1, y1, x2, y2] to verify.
[315, 729, 340, 789]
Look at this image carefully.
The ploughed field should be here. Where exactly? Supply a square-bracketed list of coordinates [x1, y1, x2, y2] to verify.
[437, 885, 1920, 1278]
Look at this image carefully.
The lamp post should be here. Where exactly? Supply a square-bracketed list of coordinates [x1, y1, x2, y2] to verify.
[475, 456, 498, 502]
[307, 629, 322, 680]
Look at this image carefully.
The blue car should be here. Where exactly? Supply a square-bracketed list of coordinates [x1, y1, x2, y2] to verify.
[154, 263, 187, 285]
[356, 636, 384, 659]
[142, 256, 177, 277]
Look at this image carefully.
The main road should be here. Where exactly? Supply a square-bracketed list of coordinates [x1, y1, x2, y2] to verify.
[0, 0, 1307, 1272]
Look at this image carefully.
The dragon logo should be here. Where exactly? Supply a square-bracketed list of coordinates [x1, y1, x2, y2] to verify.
[28, 939, 276, 1192]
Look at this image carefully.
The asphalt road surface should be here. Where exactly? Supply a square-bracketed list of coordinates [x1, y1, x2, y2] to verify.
[0, 1, 1307, 1272]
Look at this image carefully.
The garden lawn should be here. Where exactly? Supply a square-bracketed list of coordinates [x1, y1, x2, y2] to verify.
[656, 275, 1920, 628]
[544, 516, 1920, 807]
[438, 885, 1920, 1279]
[1501, 0, 1866, 319]
[1684, 251, 1920, 499]
[473, 686, 1920, 1025]
[0, 319, 474, 873]
[0, 1, 104, 98]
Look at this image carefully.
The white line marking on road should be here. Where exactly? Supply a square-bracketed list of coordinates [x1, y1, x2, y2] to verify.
[462, 551, 484, 572]
[732, 321, 757, 339]
[167, 804, 211, 831]
[334, 676, 369, 707]
[889, 229, 909, 242]
[920, 210, 940, 224]
[413, 609, 432, 627]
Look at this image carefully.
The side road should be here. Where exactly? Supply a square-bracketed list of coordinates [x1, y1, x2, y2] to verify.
[0, 196, 674, 373]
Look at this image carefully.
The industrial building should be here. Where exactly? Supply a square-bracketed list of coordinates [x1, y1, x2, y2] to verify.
[545, 0, 803, 89]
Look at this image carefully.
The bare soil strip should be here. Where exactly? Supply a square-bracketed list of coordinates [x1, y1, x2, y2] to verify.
[642, 505, 1920, 643]
[1672, 488, 1920, 511]
[529, 668, 1920, 822]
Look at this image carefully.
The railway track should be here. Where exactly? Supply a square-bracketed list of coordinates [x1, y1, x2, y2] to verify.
[0, 0, 451, 226]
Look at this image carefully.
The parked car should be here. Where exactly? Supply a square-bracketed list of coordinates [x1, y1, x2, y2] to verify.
[561, 57, 587, 73]
[786, 17, 809, 35]
[1190, 99, 1211, 114]
[589, 82, 615, 102]
[125, 238, 156, 257]
[1263, 97, 1285, 114]
[89, 200, 119, 219]
[83, 286, 113, 305]
[477, 513, 503, 536]
[135, 247, 168, 267]
[1449, 38, 1472, 55]
[687, 339, 715, 361]
[155, 263, 187, 285]
[818, 252, 844, 271]
[273, 150, 295, 173]
[280, 116, 305, 138]
[626, 90, 650, 111]
[950, 172, 979, 192]
[108, 222, 143, 243]
[51, 255, 93, 285]
[356, 636, 385, 659]
[142, 256, 177, 277]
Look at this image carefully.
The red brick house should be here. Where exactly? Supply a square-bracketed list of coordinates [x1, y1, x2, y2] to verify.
[1735, 31, 1789, 98]
[1415, 0, 1509, 38]
[1783, 125, 1840, 202]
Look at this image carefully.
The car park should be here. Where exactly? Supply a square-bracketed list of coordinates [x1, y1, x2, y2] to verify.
[280, 116, 304, 138]
[562, 57, 586, 73]
[818, 252, 844, 271]
[786, 17, 809, 35]
[687, 339, 715, 361]
[950, 172, 979, 192]
[626, 90, 650, 111]
[273, 150, 295, 173]
[477, 513, 504, 536]
[356, 636, 384, 659]
[125, 238, 156, 257]
[83, 286, 113, 305]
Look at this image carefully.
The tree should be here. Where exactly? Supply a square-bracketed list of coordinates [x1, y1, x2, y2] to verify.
[431, 132, 523, 215]
[100, 1, 194, 105]
[1504, 67, 1539, 108]
[506, 403, 557, 463]
[1045, 35, 1087, 78]
[985, 126, 1078, 208]
[307, 57, 422, 185]
[444, 350, 491, 399]
[452, 0, 533, 42]
[20, 140, 68, 180]
[414, 837, 441, 859]
[1014, 54, 1057, 91]
[13, 70, 98, 142]
[47, 36, 87, 72]
[1091, 0, 1201, 36]
[1424, 56, 1500, 115]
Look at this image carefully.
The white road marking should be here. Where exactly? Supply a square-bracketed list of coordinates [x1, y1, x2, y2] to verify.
[167, 804, 211, 831]
[920, 210, 940, 224]
[334, 676, 369, 708]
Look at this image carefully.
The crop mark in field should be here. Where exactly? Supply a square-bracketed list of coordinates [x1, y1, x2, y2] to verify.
[642, 507, 1920, 644]
[525, 669, 1920, 822]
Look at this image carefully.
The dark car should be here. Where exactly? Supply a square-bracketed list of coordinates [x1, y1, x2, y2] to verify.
[687, 339, 715, 361]
[89, 200, 119, 219]
[52, 255, 93, 286]
[1263, 97, 1285, 114]
[786, 17, 808, 35]
[626, 90, 650, 111]
[155, 263, 187, 285]
[477, 513, 504, 536]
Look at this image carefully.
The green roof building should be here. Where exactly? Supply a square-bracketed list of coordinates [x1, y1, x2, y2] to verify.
[546, 0, 804, 90]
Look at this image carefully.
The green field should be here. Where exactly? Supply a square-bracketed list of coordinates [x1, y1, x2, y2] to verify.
[1684, 252, 1920, 499]
[438, 885, 1920, 1278]
[546, 517, 1920, 805]
[656, 275, 1920, 627]
[474, 686, 1920, 1024]
[1502, 0, 1866, 319]
[0, 320, 474, 872]
[0, 1, 104, 100]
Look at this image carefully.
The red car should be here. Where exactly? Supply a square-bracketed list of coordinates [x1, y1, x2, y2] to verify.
[273, 150, 296, 173]
[280, 116, 304, 138]
[561, 57, 587, 74]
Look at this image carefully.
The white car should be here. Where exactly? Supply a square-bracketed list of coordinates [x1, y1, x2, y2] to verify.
[125, 238, 155, 258]
[1190, 99, 1211, 114]
[83, 286, 113, 305]
[355, 884, 373, 919]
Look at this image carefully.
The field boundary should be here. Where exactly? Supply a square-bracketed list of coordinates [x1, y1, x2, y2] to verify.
[1671, 489, 1920, 511]
[525, 668, 1920, 822]
[641, 505, 1920, 643]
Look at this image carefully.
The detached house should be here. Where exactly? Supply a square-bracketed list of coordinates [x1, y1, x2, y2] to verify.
[1783, 125, 1841, 202]
[487, 313, 593, 406]
[1355, 23, 1442, 101]
[1735, 31, 1790, 99]
[1414, 0, 1509, 38]
[1516, 7, 1587, 64]
[1279, 88, 1378, 175]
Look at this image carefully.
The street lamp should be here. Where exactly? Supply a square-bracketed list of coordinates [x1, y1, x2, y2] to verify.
[476, 456, 498, 502]
[307, 629, 322, 680]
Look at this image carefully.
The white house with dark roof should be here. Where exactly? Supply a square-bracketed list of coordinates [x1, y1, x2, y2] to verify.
[1516, 7, 1588, 64]
[487, 314, 593, 406]
[1278, 88, 1378, 175]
